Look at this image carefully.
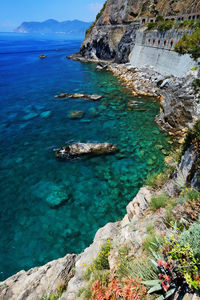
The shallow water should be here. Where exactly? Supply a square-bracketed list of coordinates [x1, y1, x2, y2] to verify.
[0, 33, 170, 280]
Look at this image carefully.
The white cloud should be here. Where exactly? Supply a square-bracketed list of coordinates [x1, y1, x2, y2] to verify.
[88, 2, 104, 14]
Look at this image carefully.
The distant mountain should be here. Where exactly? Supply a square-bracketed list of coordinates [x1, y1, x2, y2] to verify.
[13, 19, 92, 35]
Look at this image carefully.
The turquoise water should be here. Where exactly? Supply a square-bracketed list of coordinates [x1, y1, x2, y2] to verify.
[0, 33, 170, 280]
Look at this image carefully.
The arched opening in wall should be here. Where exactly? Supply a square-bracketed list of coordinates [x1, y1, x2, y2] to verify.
[153, 38, 155, 45]
[158, 39, 160, 47]
[181, 17, 184, 20]
[150, 19, 154, 23]
[148, 38, 151, 43]
[178, 17, 181, 21]
[165, 18, 169, 21]
[171, 18, 175, 21]
[192, 15, 196, 20]
[189, 15, 192, 20]
[170, 40, 174, 48]
[142, 18, 146, 24]
[163, 40, 166, 47]
[197, 14, 200, 19]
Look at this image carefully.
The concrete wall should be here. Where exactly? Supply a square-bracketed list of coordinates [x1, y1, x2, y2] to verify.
[129, 28, 197, 77]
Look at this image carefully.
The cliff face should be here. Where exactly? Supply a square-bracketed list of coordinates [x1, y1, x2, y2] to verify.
[80, 0, 200, 61]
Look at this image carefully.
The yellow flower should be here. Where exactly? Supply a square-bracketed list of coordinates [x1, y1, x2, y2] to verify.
[118, 263, 121, 266]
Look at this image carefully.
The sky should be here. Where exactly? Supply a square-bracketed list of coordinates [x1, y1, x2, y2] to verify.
[0, 0, 105, 31]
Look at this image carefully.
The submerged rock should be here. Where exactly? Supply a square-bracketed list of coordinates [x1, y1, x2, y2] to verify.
[68, 110, 84, 119]
[40, 110, 51, 118]
[23, 112, 39, 121]
[46, 190, 71, 208]
[55, 142, 118, 159]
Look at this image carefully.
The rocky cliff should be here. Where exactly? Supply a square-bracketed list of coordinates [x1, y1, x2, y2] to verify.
[79, 0, 200, 61]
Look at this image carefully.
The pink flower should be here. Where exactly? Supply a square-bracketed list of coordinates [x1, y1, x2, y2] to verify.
[157, 259, 163, 267]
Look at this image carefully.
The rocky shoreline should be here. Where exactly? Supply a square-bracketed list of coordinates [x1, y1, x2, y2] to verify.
[68, 52, 200, 137]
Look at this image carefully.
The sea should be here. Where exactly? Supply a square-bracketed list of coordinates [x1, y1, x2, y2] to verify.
[0, 32, 170, 280]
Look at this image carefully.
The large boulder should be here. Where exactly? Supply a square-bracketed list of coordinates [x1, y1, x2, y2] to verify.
[55, 142, 118, 159]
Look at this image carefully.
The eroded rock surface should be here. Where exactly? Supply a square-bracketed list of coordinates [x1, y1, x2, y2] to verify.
[0, 254, 77, 300]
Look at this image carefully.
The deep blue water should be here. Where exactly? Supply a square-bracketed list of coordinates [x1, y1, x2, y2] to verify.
[0, 33, 170, 280]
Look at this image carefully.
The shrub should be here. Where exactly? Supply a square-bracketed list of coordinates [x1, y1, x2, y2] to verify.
[142, 232, 163, 254]
[146, 223, 155, 233]
[174, 28, 200, 60]
[150, 193, 169, 211]
[118, 256, 158, 281]
[90, 277, 147, 299]
[180, 187, 199, 202]
[158, 20, 174, 31]
[145, 172, 167, 189]
[84, 239, 112, 280]
[147, 22, 157, 30]
[167, 240, 200, 290]
[156, 15, 164, 22]
[179, 222, 200, 262]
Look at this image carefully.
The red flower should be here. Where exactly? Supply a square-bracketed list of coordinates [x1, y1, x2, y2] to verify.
[163, 284, 170, 291]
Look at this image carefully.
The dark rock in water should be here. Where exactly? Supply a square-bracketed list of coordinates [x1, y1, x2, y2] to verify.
[54, 93, 69, 98]
[68, 110, 84, 119]
[96, 62, 108, 70]
[39, 54, 46, 59]
[54, 92, 102, 101]
[46, 190, 71, 208]
[55, 142, 118, 159]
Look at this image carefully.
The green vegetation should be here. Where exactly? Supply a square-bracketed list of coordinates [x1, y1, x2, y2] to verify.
[117, 255, 158, 281]
[83, 239, 112, 280]
[174, 28, 200, 60]
[142, 232, 162, 254]
[85, 1, 107, 37]
[150, 193, 169, 211]
[158, 20, 174, 31]
[147, 19, 200, 33]
[146, 223, 155, 233]
[40, 284, 68, 300]
[147, 22, 157, 30]
[147, 20, 174, 31]
[179, 221, 200, 261]
[145, 172, 168, 189]
[181, 120, 200, 154]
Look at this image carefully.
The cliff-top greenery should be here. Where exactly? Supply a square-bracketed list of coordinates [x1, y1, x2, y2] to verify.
[175, 27, 200, 60]
[146, 18, 200, 32]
